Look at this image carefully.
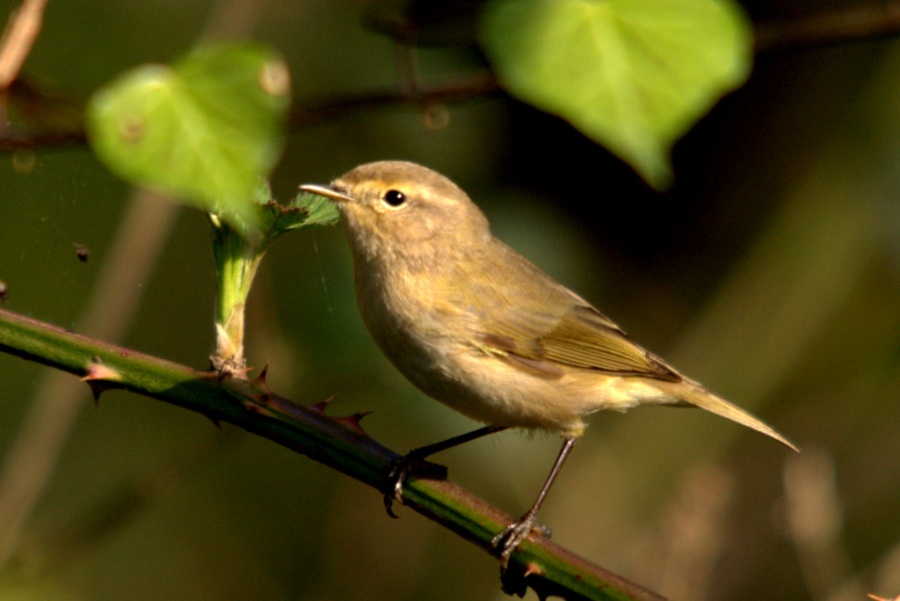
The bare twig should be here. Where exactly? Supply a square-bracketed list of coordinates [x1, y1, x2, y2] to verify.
[3, 1, 899, 148]
[783, 449, 863, 601]
[755, 2, 900, 53]
[655, 464, 735, 601]
[0, 190, 179, 566]
[0, 3, 896, 147]
[0, 0, 49, 88]
[291, 72, 500, 127]
[0, 130, 84, 149]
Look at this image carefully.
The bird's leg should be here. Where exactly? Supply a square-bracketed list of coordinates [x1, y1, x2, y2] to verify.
[384, 425, 508, 517]
[491, 437, 577, 568]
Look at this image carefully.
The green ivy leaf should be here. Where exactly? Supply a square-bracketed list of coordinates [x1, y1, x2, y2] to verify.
[289, 193, 340, 229]
[480, 0, 752, 188]
[257, 192, 339, 239]
[86, 42, 291, 229]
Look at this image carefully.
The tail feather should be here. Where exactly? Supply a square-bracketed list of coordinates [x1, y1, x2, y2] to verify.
[664, 382, 798, 452]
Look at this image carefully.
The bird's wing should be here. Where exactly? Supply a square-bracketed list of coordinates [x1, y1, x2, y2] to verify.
[466, 247, 680, 382]
[539, 300, 680, 380]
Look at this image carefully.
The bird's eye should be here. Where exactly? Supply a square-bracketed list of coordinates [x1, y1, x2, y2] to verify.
[382, 189, 407, 207]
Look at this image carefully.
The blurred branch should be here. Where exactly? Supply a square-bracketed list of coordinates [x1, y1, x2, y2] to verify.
[783, 449, 864, 601]
[0, 306, 667, 601]
[3, 0, 899, 149]
[0, 74, 498, 151]
[0, 189, 178, 566]
[40, 428, 242, 572]
[755, 2, 900, 53]
[291, 72, 499, 127]
[654, 464, 734, 601]
[0, 130, 84, 149]
[0, 0, 48, 88]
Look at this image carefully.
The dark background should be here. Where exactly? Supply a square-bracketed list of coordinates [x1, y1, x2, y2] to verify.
[0, 1, 897, 599]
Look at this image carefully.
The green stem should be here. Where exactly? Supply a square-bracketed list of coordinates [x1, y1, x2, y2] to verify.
[209, 214, 266, 370]
[0, 307, 665, 601]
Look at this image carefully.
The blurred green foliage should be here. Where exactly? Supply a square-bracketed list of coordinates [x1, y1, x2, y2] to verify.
[87, 43, 291, 231]
[0, 1, 898, 600]
[481, 0, 753, 188]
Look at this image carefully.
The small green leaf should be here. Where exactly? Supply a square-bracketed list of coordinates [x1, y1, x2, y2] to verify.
[289, 193, 340, 229]
[480, 0, 752, 188]
[87, 42, 291, 228]
[254, 193, 339, 239]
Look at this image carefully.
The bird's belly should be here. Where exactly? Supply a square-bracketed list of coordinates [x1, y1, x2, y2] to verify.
[384, 338, 594, 437]
[356, 269, 650, 437]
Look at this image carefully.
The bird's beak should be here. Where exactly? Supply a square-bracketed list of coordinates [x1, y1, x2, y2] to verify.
[298, 183, 354, 203]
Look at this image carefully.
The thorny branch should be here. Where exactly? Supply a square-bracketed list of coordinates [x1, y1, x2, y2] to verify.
[0, 307, 667, 600]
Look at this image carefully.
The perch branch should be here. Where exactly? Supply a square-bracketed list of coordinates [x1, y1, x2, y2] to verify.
[0, 307, 666, 601]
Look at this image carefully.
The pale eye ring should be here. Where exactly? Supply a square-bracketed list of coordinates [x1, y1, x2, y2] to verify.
[382, 189, 407, 207]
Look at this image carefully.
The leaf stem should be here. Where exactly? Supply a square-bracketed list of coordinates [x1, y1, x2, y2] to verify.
[209, 213, 265, 370]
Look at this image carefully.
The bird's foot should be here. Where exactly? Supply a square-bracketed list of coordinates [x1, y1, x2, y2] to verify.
[490, 515, 552, 568]
[382, 451, 447, 518]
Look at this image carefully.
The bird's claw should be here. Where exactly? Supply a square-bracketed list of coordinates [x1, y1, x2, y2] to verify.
[382, 453, 447, 519]
[383, 457, 410, 518]
[490, 516, 552, 568]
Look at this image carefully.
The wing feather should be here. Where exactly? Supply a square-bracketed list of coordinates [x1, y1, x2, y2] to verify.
[464, 243, 680, 382]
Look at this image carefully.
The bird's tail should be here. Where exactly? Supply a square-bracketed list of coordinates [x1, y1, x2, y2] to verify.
[662, 381, 798, 452]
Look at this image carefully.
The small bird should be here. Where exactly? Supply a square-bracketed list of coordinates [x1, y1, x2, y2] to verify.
[299, 161, 796, 566]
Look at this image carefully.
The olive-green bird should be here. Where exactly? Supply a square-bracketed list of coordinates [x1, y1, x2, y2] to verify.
[300, 161, 796, 565]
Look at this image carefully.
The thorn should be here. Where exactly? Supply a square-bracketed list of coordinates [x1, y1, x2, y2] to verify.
[81, 361, 122, 383]
[225, 366, 269, 405]
[334, 411, 372, 436]
[253, 364, 269, 384]
[523, 562, 544, 578]
[245, 389, 270, 405]
[85, 380, 108, 405]
[310, 394, 337, 413]
[245, 395, 273, 410]
[215, 363, 253, 382]
[74, 243, 89, 262]
[81, 359, 122, 405]
[252, 365, 271, 402]
[233, 366, 255, 379]
[242, 400, 274, 417]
